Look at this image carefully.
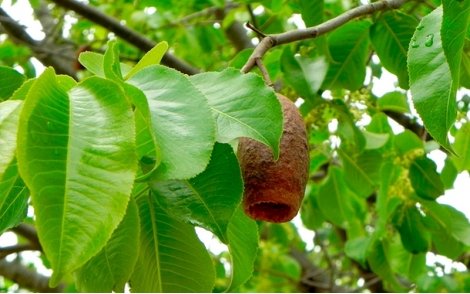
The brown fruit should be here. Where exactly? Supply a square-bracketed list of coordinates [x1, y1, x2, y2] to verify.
[238, 94, 309, 223]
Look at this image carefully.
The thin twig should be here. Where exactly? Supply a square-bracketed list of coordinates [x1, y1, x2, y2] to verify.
[245, 22, 266, 38]
[241, 0, 407, 73]
[255, 58, 273, 87]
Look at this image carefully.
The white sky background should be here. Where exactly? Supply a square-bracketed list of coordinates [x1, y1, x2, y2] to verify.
[1, 0, 469, 280]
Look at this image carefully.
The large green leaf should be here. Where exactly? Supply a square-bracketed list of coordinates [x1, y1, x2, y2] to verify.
[131, 190, 215, 292]
[316, 167, 356, 228]
[0, 159, 28, 234]
[127, 65, 215, 180]
[17, 69, 137, 285]
[189, 68, 282, 159]
[409, 156, 444, 200]
[408, 7, 456, 151]
[421, 200, 470, 246]
[370, 12, 418, 89]
[152, 143, 242, 243]
[452, 122, 470, 172]
[0, 100, 22, 177]
[322, 20, 371, 90]
[75, 198, 140, 292]
[0, 66, 25, 101]
[226, 208, 259, 291]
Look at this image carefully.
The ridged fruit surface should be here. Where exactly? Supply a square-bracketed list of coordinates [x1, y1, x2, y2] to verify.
[238, 94, 309, 223]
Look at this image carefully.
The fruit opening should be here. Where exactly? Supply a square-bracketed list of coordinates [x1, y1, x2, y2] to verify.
[247, 201, 295, 223]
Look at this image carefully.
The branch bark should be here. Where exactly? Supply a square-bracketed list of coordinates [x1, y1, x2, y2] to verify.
[0, 7, 77, 78]
[48, 0, 200, 75]
[0, 259, 63, 292]
[241, 0, 407, 73]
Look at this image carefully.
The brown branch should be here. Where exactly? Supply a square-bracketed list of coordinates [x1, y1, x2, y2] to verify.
[0, 8, 77, 78]
[10, 224, 41, 251]
[0, 244, 37, 259]
[48, 0, 200, 75]
[290, 248, 352, 292]
[241, 0, 407, 73]
[0, 258, 63, 292]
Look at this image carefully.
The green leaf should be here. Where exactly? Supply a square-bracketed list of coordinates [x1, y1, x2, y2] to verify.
[409, 156, 444, 200]
[78, 51, 132, 78]
[322, 20, 371, 90]
[316, 167, 356, 228]
[226, 207, 259, 291]
[17, 69, 137, 285]
[377, 91, 410, 113]
[376, 161, 402, 237]
[0, 100, 22, 178]
[367, 112, 393, 135]
[363, 130, 390, 150]
[332, 99, 366, 150]
[75, 197, 140, 292]
[394, 130, 423, 155]
[127, 65, 215, 180]
[452, 122, 470, 172]
[301, 186, 326, 230]
[423, 213, 465, 259]
[408, 7, 456, 151]
[340, 149, 381, 198]
[0, 66, 25, 101]
[0, 100, 27, 234]
[299, 0, 323, 26]
[103, 40, 123, 81]
[189, 68, 282, 159]
[345, 236, 373, 267]
[78, 52, 106, 77]
[280, 47, 327, 104]
[131, 191, 215, 292]
[422, 200, 470, 246]
[151, 143, 242, 243]
[440, 157, 458, 189]
[441, 0, 470, 83]
[123, 84, 161, 180]
[370, 12, 418, 89]
[9, 79, 35, 101]
[0, 159, 28, 234]
[394, 205, 431, 253]
[126, 41, 168, 79]
[367, 239, 407, 292]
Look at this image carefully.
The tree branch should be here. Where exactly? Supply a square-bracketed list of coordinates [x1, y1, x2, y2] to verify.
[241, 0, 407, 73]
[0, 259, 63, 292]
[48, 0, 200, 75]
[0, 244, 37, 259]
[0, 7, 77, 78]
[10, 224, 41, 251]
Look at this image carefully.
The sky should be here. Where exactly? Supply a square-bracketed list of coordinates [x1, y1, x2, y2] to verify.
[1, 0, 469, 280]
